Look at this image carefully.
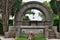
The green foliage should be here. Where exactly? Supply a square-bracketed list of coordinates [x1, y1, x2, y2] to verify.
[53, 14, 59, 20]
[38, 12, 45, 21]
[43, 1, 59, 31]
[35, 36, 46, 40]
[0, 20, 3, 34]
[22, 9, 34, 21]
[15, 37, 27, 40]
[22, 16, 30, 21]
[25, 10, 33, 14]
[50, 0, 57, 14]
[43, 1, 50, 7]
[43, 1, 53, 20]
[11, 0, 22, 16]
[53, 19, 59, 26]
[43, 1, 53, 15]
[8, 20, 13, 26]
[15, 36, 27, 40]
[50, 0, 60, 14]
[56, 1, 60, 11]
[53, 18, 59, 32]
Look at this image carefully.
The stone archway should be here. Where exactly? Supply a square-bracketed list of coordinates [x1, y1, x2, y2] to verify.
[15, 1, 52, 22]
[14, 1, 53, 37]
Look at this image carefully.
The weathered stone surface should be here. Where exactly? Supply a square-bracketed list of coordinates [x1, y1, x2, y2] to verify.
[14, 1, 54, 38]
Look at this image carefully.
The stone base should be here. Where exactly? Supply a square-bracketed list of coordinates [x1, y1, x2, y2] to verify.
[4, 31, 16, 38]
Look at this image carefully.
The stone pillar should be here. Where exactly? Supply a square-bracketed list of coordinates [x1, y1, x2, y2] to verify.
[15, 21, 22, 37]
[16, 28, 21, 37]
[45, 26, 48, 38]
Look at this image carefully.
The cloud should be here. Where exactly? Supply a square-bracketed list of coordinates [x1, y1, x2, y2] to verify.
[23, 0, 51, 3]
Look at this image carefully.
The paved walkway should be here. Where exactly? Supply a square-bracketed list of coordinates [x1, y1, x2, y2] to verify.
[48, 39, 60, 40]
[0, 36, 15, 40]
[47, 39, 60, 40]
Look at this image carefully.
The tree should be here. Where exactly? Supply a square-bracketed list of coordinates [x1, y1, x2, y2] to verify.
[2, 0, 9, 32]
[50, 0, 57, 14]
[38, 12, 45, 21]
[22, 9, 33, 21]
[11, 0, 22, 16]
[23, 16, 30, 21]
[50, 0, 60, 32]
[2, 0, 17, 32]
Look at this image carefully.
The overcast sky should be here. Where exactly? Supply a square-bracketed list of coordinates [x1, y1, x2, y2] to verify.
[26, 9, 43, 21]
[23, 0, 51, 3]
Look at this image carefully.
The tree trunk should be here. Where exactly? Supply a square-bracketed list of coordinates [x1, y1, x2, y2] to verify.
[2, 0, 9, 33]
[8, 0, 17, 14]
[2, 0, 17, 33]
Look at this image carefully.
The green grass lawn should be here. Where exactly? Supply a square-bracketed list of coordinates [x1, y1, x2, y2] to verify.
[15, 36, 46, 40]
[15, 36, 27, 40]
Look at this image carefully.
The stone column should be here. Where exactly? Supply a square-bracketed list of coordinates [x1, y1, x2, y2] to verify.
[16, 27, 21, 37]
[15, 21, 22, 37]
[45, 26, 48, 38]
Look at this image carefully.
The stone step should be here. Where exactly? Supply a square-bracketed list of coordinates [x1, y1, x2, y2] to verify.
[48, 35, 56, 37]
[48, 35, 56, 38]
[48, 29, 57, 39]
[49, 34, 56, 36]
[48, 30, 54, 32]
[48, 31, 55, 33]
[48, 34, 56, 38]
[48, 36, 56, 37]
[48, 37, 56, 39]
[48, 29, 53, 31]
[48, 31, 54, 33]
[49, 33, 56, 35]
[49, 34, 55, 35]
